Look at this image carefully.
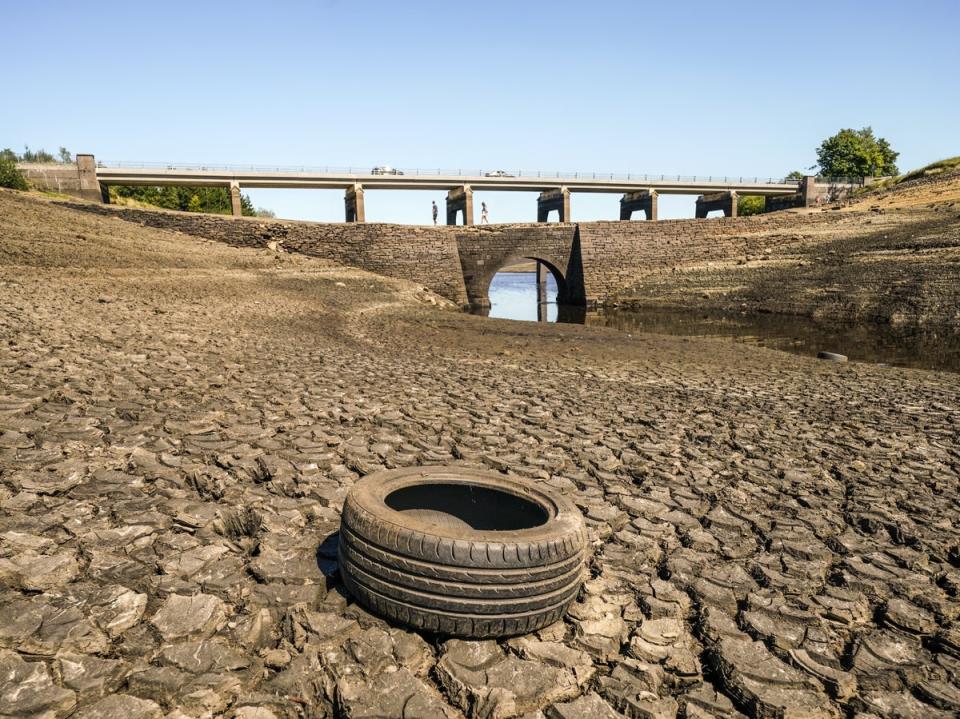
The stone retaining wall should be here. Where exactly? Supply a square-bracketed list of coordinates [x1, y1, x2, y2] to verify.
[576, 212, 837, 301]
[64, 205, 473, 305]
[63, 202, 839, 307]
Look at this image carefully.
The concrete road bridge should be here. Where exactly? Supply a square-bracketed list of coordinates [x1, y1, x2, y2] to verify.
[72, 155, 860, 222]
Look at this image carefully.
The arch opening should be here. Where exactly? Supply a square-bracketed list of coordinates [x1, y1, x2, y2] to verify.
[480, 256, 574, 322]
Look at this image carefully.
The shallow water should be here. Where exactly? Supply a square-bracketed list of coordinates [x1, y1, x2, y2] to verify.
[483, 271, 960, 373]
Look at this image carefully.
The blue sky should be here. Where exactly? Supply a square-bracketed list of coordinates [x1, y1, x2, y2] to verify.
[3, 1, 957, 222]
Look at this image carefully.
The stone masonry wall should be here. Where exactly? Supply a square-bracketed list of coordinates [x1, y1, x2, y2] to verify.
[575, 212, 838, 302]
[64, 202, 841, 308]
[65, 204, 472, 305]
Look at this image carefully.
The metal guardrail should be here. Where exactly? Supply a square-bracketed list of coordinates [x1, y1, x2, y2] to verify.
[97, 160, 812, 185]
[814, 176, 865, 186]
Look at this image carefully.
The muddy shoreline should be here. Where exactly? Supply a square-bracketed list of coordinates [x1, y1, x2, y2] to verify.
[1, 190, 959, 718]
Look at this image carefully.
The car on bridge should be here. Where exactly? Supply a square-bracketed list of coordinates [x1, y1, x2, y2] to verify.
[371, 165, 404, 175]
[484, 170, 515, 177]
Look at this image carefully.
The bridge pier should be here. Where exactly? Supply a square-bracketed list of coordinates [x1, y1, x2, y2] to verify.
[536, 260, 549, 322]
[620, 189, 658, 220]
[695, 191, 737, 218]
[229, 182, 243, 217]
[537, 187, 570, 222]
[446, 185, 473, 225]
[76, 154, 106, 203]
[345, 184, 365, 222]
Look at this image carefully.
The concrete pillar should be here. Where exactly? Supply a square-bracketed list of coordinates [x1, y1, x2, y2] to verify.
[536, 260, 548, 307]
[801, 175, 817, 207]
[75, 154, 104, 203]
[446, 185, 473, 225]
[695, 191, 737, 218]
[537, 187, 571, 222]
[229, 181, 242, 217]
[345, 184, 365, 222]
[619, 189, 658, 220]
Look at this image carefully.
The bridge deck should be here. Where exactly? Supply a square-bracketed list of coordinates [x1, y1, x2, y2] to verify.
[95, 167, 803, 196]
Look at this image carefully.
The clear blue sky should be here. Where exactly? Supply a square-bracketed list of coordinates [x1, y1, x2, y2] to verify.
[2, 1, 957, 222]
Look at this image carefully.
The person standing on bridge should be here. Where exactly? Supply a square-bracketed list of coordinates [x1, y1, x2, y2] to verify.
[481, 201, 489, 224]
[431, 201, 438, 225]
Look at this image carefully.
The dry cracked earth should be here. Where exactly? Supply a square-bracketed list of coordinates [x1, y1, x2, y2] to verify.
[1, 190, 959, 719]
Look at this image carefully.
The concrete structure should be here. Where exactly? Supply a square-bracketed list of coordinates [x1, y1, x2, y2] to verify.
[15, 156, 104, 202]
[229, 182, 243, 217]
[535, 261, 549, 322]
[695, 191, 738, 218]
[446, 186, 473, 226]
[620, 190, 658, 220]
[89, 159, 824, 221]
[76, 155, 104, 203]
[68, 201, 838, 311]
[345, 184, 365, 223]
[22, 156, 865, 221]
[537, 188, 570, 222]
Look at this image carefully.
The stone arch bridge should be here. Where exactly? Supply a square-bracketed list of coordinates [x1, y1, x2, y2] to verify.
[62, 202, 833, 311]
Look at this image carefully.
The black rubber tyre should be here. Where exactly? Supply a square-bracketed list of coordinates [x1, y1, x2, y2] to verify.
[338, 466, 587, 638]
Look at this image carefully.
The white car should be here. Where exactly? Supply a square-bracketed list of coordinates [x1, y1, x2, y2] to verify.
[484, 170, 515, 177]
[371, 166, 404, 175]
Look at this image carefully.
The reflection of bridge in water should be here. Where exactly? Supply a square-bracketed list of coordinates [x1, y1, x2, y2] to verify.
[79, 156, 860, 222]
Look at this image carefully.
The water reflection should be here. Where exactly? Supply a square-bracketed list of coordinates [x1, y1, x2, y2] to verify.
[480, 271, 960, 373]
[589, 309, 960, 373]
[486, 271, 559, 322]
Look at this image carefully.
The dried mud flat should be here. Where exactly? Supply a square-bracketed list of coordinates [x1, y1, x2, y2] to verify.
[1, 190, 959, 719]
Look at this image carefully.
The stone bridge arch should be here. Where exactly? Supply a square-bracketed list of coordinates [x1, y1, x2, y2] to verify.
[455, 225, 586, 308]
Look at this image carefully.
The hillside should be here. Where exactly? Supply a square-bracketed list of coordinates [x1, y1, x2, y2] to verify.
[844, 157, 960, 211]
[613, 167, 960, 329]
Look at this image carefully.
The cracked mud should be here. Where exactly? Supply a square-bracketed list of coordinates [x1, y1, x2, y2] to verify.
[1, 190, 959, 718]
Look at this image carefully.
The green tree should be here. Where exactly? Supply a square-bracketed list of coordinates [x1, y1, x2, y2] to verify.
[816, 127, 899, 178]
[58, 147, 72, 163]
[0, 148, 17, 163]
[114, 184, 260, 216]
[0, 154, 28, 190]
[737, 195, 765, 216]
[21, 146, 56, 163]
[786, 170, 804, 180]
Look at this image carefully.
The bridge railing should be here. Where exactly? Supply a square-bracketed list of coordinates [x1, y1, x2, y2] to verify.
[97, 160, 804, 185]
[814, 176, 865, 186]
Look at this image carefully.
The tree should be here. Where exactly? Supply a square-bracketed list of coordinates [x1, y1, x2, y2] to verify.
[786, 170, 804, 180]
[187, 194, 203, 213]
[737, 195, 765, 216]
[816, 127, 899, 178]
[20, 146, 55, 163]
[58, 147, 72, 163]
[0, 154, 28, 190]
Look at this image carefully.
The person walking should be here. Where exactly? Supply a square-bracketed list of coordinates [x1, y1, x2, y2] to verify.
[431, 201, 438, 225]
[481, 201, 489, 224]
